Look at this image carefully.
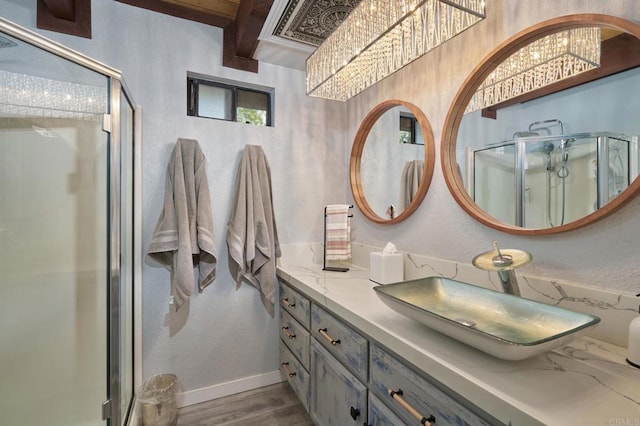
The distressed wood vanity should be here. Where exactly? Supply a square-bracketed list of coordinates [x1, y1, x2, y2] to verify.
[277, 263, 640, 426]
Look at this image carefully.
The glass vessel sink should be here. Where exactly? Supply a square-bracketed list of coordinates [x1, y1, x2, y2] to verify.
[373, 277, 600, 360]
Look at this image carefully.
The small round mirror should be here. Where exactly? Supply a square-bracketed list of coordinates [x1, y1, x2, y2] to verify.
[350, 100, 435, 224]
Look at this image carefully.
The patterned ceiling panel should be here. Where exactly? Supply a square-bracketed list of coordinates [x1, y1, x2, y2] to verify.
[273, 0, 363, 47]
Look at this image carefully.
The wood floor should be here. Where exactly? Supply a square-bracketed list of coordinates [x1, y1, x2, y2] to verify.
[177, 382, 313, 425]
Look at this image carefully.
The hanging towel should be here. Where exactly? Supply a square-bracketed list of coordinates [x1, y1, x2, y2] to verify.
[325, 204, 351, 260]
[401, 160, 424, 209]
[226, 145, 281, 310]
[147, 138, 217, 310]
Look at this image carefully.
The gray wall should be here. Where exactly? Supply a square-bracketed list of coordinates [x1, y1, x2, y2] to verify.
[0, 0, 348, 395]
[347, 0, 640, 294]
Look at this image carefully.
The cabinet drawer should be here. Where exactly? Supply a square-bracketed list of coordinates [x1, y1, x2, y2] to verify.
[310, 338, 367, 426]
[280, 343, 309, 412]
[311, 304, 368, 381]
[368, 392, 405, 426]
[370, 344, 493, 426]
[279, 281, 311, 329]
[279, 308, 310, 369]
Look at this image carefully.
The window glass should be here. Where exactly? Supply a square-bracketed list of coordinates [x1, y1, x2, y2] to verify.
[198, 84, 233, 120]
[237, 89, 269, 125]
[188, 75, 273, 126]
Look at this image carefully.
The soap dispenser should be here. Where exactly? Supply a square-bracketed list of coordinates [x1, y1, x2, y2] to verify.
[627, 293, 640, 369]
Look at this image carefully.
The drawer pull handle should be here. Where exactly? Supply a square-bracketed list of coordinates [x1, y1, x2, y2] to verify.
[281, 362, 296, 377]
[388, 389, 436, 426]
[281, 298, 295, 308]
[350, 406, 360, 420]
[318, 328, 341, 346]
[281, 326, 296, 339]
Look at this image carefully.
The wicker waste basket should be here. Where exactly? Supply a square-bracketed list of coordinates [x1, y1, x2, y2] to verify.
[138, 374, 178, 426]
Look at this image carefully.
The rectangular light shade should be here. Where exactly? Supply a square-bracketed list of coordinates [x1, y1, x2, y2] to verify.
[306, 0, 486, 102]
[466, 27, 602, 113]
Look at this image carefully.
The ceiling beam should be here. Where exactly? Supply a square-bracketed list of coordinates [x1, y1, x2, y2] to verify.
[223, 0, 274, 73]
[115, 0, 233, 28]
[37, 0, 91, 38]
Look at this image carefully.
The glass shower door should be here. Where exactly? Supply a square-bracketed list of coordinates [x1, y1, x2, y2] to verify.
[0, 21, 134, 426]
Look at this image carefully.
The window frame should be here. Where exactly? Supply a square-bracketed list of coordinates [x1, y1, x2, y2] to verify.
[187, 72, 274, 127]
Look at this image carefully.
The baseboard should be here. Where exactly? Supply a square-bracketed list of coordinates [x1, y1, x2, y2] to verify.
[177, 370, 284, 408]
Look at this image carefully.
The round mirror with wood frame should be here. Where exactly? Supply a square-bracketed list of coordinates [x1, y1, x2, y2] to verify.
[350, 100, 436, 224]
[442, 14, 640, 235]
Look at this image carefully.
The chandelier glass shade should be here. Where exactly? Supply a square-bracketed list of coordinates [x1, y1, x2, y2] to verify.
[306, 0, 486, 102]
[0, 70, 106, 119]
[466, 27, 602, 113]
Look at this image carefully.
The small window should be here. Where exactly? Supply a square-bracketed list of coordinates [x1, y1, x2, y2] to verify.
[399, 113, 416, 144]
[187, 74, 273, 126]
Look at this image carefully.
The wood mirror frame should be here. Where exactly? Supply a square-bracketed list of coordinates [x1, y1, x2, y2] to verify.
[441, 14, 640, 235]
[350, 99, 436, 224]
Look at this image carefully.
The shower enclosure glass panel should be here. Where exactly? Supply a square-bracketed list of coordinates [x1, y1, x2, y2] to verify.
[0, 19, 135, 426]
[469, 133, 632, 228]
[472, 144, 516, 224]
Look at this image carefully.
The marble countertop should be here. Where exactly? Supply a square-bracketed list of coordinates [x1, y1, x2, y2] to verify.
[276, 262, 640, 426]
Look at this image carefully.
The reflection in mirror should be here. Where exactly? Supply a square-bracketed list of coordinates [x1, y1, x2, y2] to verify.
[443, 15, 640, 234]
[351, 100, 435, 224]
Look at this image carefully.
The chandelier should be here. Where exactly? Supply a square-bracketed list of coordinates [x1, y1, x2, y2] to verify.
[306, 0, 486, 102]
[466, 27, 602, 113]
[0, 70, 106, 120]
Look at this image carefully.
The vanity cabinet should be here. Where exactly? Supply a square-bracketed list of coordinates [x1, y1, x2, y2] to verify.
[279, 277, 498, 426]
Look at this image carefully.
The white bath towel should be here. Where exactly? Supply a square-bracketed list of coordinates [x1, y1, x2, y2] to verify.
[226, 145, 281, 310]
[325, 204, 351, 260]
[147, 138, 217, 310]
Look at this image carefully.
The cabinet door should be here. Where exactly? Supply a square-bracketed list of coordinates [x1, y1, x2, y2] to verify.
[310, 339, 367, 426]
[368, 393, 404, 426]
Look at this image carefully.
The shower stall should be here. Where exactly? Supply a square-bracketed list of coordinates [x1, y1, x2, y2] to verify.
[0, 18, 137, 426]
[466, 128, 638, 228]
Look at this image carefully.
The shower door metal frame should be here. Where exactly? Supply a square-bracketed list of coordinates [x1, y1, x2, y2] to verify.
[0, 17, 138, 426]
[466, 132, 633, 228]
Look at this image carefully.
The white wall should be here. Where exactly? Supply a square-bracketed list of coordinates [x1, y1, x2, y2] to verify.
[346, 0, 640, 294]
[0, 0, 348, 399]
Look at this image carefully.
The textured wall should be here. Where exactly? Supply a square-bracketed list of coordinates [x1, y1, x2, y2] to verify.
[0, 0, 348, 394]
[346, 0, 640, 294]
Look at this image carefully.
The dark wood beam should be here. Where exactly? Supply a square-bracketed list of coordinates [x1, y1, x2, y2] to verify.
[223, 22, 258, 73]
[37, 0, 91, 38]
[482, 33, 640, 118]
[42, 0, 75, 20]
[223, 0, 274, 72]
[115, 0, 233, 28]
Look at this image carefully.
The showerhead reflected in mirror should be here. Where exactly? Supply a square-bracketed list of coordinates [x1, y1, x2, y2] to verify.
[442, 14, 640, 235]
[351, 100, 435, 224]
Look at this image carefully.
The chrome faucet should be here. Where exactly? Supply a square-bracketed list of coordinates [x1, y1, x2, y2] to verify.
[472, 242, 532, 296]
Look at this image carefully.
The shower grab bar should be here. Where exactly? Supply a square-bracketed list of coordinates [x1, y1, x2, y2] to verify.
[528, 119, 564, 135]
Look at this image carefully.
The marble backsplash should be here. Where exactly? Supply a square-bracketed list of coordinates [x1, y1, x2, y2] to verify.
[278, 242, 640, 348]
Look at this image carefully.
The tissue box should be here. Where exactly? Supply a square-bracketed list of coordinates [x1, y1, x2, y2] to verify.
[370, 252, 404, 284]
